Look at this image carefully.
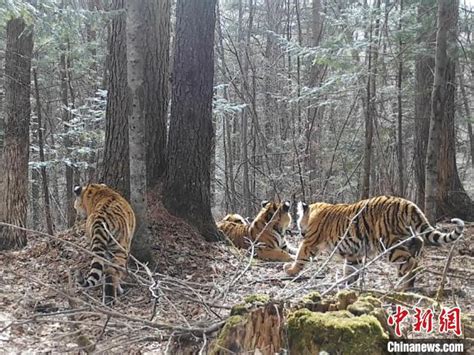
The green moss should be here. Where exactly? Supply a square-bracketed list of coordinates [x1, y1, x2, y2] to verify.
[329, 310, 354, 318]
[302, 291, 322, 303]
[347, 301, 375, 316]
[211, 315, 245, 355]
[230, 303, 247, 316]
[287, 308, 388, 355]
[244, 294, 270, 304]
[359, 295, 382, 307]
[336, 290, 358, 310]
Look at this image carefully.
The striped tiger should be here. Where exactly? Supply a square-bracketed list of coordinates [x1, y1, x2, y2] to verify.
[284, 196, 464, 289]
[221, 213, 250, 225]
[73, 183, 136, 304]
[217, 201, 297, 262]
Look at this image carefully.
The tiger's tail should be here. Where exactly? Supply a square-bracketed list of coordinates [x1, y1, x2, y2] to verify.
[412, 207, 464, 246]
[80, 222, 109, 288]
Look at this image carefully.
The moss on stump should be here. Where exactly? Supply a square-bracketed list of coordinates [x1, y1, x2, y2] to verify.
[287, 308, 388, 355]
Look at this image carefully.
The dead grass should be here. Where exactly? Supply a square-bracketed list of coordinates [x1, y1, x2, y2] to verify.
[0, 205, 472, 353]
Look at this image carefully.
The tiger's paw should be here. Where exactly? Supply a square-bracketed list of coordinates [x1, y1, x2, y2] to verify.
[283, 262, 299, 276]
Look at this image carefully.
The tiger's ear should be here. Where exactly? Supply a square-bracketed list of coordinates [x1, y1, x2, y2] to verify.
[261, 200, 270, 207]
[297, 201, 309, 216]
[282, 201, 291, 212]
[73, 185, 82, 196]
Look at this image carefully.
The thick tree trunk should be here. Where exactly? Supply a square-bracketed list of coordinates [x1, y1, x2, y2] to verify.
[414, 0, 436, 208]
[163, 0, 220, 241]
[126, 0, 154, 263]
[102, 0, 130, 199]
[0, 18, 33, 250]
[145, 0, 170, 187]
[425, 0, 473, 221]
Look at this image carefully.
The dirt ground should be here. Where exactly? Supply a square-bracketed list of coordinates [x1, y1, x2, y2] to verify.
[0, 202, 472, 353]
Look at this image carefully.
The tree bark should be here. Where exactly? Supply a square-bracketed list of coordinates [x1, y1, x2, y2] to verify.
[425, 0, 473, 221]
[0, 18, 33, 250]
[361, 0, 380, 200]
[59, 49, 75, 227]
[396, 0, 404, 197]
[163, 0, 220, 241]
[126, 0, 154, 263]
[414, 0, 436, 208]
[459, 70, 474, 168]
[102, 0, 130, 199]
[145, 0, 170, 187]
[33, 69, 54, 236]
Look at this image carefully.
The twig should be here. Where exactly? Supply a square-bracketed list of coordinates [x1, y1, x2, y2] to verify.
[435, 236, 462, 302]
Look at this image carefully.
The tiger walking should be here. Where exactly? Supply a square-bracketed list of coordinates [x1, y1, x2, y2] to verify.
[284, 196, 464, 290]
[73, 183, 136, 304]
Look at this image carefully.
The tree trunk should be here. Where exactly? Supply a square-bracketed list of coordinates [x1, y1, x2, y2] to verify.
[0, 18, 33, 250]
[163, 0, 220, 241]
[361, 0, 380, 199]
[305, 0, 323, 199]
[239, 0, 253, 217]
[396, 0, 404, 197]
[216, 4, 237, 212]
[126, 0, 155, 263]
[60, 51, 75, 227]
[145, 0, 170, 187]
[414, 0, 436, 208]
[33, 69, 54, 236]
[459, 70, 474, 168]
[102, 0, 130, 199]
[425, 0, 473, 221]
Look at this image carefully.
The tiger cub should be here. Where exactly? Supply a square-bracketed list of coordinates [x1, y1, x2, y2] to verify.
[284, 196, 464, 289]
[73, 183, 136, 304]
[217, 201, 297, 262]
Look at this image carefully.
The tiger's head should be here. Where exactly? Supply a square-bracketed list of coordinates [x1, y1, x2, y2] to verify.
[73, 183, 112, 219]
[296, 201, 310, 237]
[252, 200, 292, 236]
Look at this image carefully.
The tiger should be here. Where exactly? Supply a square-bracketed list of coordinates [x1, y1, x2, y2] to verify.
[284, 195, 464, 290]
[73, 183, 136, 304]
[221, 213, 250, 225]
[217, 200, 297, 262]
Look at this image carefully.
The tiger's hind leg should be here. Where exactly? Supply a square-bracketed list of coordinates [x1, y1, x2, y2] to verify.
[343, 257, 363, 286]
[103, 248, 128, 305]
[388, 237, 423, 291]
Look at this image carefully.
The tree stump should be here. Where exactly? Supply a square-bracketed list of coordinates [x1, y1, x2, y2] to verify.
[211, 301, 284, 355]
[211, 291, 391, 355]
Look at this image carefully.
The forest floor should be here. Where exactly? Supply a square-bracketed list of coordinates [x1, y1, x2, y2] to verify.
[0, 201, 473, 353]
